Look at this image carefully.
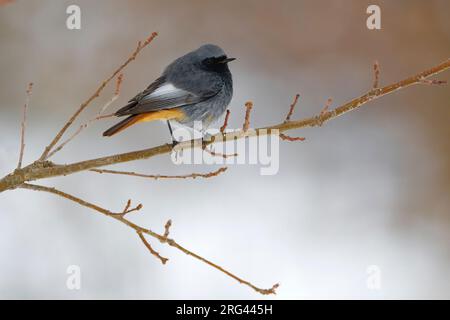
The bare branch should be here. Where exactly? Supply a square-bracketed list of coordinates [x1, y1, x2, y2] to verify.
[419, 77, 447, 85]
[19, 182, 276, 295]
[17, 82, 33, 169]
[279, 94, 305, 141]
[90, 166, 228, 180]
[2, 58, 449, 193]
[321, 98, 333, 115]
[120, 199, 143, 217]
[243, 101, 253, 132]
[137, 231, 168, 265]
[279, 133, 305, 142]
[203, 146, 238, 159]
[220, 109, 231, 133]
[163, 219, 172, 239]
[39, 32, 158, 161]
[373, 61, 380, 89]
[284, 94, 300, 122]
[47, 74, 125, 159]
[315, 98, 333, 127]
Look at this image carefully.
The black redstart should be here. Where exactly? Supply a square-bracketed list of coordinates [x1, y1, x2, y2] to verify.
[103, 44, 235, 141]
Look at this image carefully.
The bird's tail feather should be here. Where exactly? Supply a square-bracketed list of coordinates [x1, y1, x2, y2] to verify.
[103, 115, 140, 137]
[103, 109, 186, 137]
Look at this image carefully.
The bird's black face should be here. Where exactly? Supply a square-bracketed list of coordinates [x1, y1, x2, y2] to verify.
[201, 55, 236, 71]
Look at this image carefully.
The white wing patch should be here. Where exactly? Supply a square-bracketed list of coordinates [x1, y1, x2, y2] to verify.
[143, 83, 181, 100]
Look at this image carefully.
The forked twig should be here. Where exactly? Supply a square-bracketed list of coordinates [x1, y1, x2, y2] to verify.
[279, 94, 305, 142]
[19, 182, 277, 294]
[137, 231, 168, 265]
[47, 74, 125, 159]
[39, 32, 158, 161]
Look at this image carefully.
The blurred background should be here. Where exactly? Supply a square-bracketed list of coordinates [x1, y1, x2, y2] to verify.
[0, 0, 449, 299]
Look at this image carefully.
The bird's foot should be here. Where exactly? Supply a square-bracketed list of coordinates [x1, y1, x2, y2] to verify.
[171, 139, 180, 148]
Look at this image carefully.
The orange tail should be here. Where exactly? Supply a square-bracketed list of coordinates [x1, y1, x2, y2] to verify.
[103, 109, 185, 137]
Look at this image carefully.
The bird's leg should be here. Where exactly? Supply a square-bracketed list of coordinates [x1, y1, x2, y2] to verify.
[167, 121, 178, 147]
[201, 131, 215, 150]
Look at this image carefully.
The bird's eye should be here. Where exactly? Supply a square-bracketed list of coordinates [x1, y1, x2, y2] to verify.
[203, 57, 215, 65]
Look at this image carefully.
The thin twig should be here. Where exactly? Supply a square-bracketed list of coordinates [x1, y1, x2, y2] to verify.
[120, 199, 143, 217]
[315, 98, 333, 126]
[279, 133, 305, 142]
[321, 98, 333, 115]
[19, 182, 277, 294]
[419, 77, 447, 85]
[373, 61, 380, 89]
[39, 32, 157, 161]
[17, 82, 33, 169]
[278, 94, 305, 142]
[220, 109, 231, 133]
[90, 167, 228, 180]
[137, 231, 168, 265]
[284, 94, 300, 122]
[243, 101, 253, 132]
[47, 74, 125, 159]
[163, 219, 172, 239]
[203, 147, 238, 159]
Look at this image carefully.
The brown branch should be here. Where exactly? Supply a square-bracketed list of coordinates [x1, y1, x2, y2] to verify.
[373, 61, 380, 89]
[19, 182, 276, 294]
[284, 94, 300, 122]
[163, 219, 172, 239]
[242, 101, 253, 132]
[314, 98, 333, 127]
[120, 199, 143, 217]
[203, 147, 238, 159]
[2, 58, 449, 193]
[38, 32, 157, 161]
[17, 82, 33, 169]
[321, 98, 333, 115]
[279, 133, 305, 142]
[279, 94, 305, 141]
[90, 166, 227, 180]
[419, 77, 447, 85]
[137, 231, 168, 265]
[47, 74, 125, 159]
[220, 109, 231, 133]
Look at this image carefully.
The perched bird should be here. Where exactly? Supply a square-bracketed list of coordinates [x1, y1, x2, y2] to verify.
[103, 44, 235, 142]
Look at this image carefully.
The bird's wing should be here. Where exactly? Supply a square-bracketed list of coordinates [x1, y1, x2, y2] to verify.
[115, 76, 216, 116]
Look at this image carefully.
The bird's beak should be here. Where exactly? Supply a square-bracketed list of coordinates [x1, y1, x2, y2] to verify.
[220, 57, 236, 64]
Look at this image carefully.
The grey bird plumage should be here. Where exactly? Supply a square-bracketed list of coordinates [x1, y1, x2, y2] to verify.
[103, 44, 235, 138]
